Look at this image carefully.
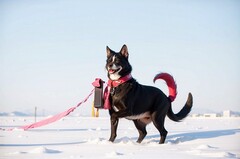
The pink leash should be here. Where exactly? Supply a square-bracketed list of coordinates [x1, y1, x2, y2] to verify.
[3, 89, 95, 131]
[1, 75, 132, 131]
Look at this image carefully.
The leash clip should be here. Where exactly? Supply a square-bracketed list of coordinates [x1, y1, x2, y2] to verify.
[110, 87, 115, 96]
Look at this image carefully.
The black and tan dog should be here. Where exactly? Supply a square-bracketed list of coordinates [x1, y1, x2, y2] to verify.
[105, 44, 193, 144]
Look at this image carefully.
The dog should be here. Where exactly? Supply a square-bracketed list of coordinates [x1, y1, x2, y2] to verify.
[105, 44, 193, 144]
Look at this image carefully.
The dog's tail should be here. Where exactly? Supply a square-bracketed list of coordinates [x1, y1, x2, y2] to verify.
[167, 93, 193, 121]
[153, 73, 193, 121]
[153, 73, 177, 102]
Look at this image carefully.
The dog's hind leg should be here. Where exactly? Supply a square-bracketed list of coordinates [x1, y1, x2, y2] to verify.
[133, 120, 147, 143]
[152, 112, 168, 144]
[109, 115, 119, 142]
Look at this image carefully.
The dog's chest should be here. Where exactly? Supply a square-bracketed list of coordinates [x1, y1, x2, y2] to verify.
[110, 82, 135, 112]
[111, 88, 128, 112]
[111, 97, 127, 112]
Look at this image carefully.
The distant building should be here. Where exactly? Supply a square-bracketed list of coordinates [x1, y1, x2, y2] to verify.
[189, 110, 239, 118]
[223, 110, 234, 117]
[203, 113, 218, 117]
[191, 114, 201, 117]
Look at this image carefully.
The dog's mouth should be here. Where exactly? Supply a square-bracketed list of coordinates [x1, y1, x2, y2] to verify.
[108, 68, 121, 74]
[107, 64, 123, 80]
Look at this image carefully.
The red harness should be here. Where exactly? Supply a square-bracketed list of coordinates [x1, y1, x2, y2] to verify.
[104, 74, 132, 109]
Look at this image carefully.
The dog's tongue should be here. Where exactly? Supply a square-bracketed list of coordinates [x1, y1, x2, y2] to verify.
[109, 69, 115, 74]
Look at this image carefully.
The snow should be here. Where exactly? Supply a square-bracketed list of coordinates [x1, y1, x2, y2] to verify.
[0, 116, 239, 159]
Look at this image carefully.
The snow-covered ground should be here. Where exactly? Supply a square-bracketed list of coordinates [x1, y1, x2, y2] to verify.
[0, 116, 239, 159]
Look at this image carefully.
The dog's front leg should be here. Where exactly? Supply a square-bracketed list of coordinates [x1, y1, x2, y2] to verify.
[109, 115, 119, 142]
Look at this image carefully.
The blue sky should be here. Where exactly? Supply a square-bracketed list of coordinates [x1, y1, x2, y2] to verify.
[0, 0, 240, 116]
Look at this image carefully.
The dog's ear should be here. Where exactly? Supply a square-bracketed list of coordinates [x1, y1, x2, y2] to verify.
[120, 44, 129, 59]
[106, 46, 112, 58]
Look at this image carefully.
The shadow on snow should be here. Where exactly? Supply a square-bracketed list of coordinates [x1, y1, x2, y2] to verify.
[144, 128, 240, 144]
[0, 141, 86, 147]
[1, 128, 239, 146]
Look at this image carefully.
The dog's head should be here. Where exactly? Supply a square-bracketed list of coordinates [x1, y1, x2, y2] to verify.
[106, 45, 132, 81]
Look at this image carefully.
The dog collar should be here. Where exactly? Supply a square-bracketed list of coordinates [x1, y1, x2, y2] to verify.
[108, 74, 132, 87]
[103, 74, 132, 109]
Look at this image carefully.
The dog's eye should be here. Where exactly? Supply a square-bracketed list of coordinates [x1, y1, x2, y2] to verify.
[114, 60, 121, 66]
[107, 58, 112, 63]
